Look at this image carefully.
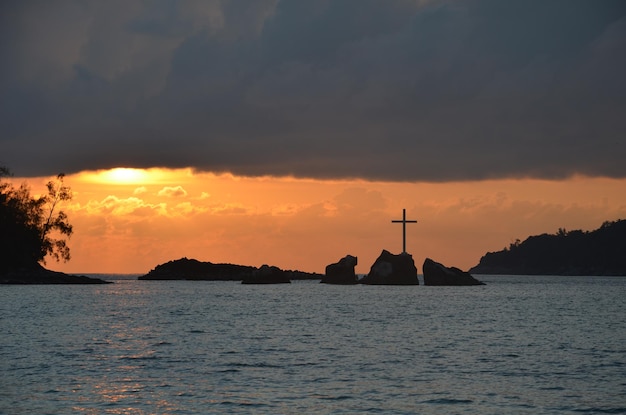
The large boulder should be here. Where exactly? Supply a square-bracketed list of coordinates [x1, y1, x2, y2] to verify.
[321, 255, 358, 284]
[423, 258, 485, 286]
[360, 250, 419, 285]
[242, 265, 291, 284]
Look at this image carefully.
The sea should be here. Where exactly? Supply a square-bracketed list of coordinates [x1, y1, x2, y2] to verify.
[1, 275, 625, 415]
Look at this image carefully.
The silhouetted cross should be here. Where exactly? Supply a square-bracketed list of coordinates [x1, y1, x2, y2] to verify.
[392, 208, 417, 254]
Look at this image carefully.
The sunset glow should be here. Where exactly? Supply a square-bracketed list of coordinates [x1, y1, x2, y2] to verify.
[3, 3, 626, 414]
[80, 168, 179, 186]
[103, 168, 148, 184]
[11, 171, 626, 275]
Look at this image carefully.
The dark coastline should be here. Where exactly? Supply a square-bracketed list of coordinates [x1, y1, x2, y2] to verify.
[470, 219, 626, 276]
[1, 264, 111, 284]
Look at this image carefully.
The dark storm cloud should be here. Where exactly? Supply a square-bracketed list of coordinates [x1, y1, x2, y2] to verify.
[1, 0, 625, 181]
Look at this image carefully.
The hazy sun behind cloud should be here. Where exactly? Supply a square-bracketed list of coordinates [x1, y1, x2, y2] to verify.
[78, 168, 192, 185]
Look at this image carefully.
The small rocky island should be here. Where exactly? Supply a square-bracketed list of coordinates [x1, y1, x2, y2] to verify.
[139, 257, 323, 282]
[470, 219, 626, 275]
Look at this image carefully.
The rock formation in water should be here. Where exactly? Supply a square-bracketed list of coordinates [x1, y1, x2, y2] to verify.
[283, 269, 325, 280]
[469, 219, 626, 275]
[359, 250, 419, 285]
[139, 257, 322, 281]
[139, 258, 255, 280]
[241, 265, 291, 284]
[422, 258, 485, 286]
[0, 263, 110, 284]
[321, 255, 358, 284]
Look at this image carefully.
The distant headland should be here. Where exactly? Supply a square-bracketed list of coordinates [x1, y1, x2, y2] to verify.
[470, 219, 626, 276]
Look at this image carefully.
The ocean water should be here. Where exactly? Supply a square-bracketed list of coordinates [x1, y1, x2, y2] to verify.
[1, 275, 625, 414]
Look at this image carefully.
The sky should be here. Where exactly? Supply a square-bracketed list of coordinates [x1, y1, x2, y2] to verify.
[2, 1, 626, 274]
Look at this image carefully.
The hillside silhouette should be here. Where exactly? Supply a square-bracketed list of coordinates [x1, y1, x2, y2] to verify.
[470, 220, 626, 276]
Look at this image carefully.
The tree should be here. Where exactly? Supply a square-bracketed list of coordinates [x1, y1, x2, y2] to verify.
[40, 173, 73, 263]
[0, 167, 73, 271]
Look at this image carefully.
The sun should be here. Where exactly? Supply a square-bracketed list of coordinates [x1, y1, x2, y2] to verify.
[79, 168, 151, 185]
[105, 168, 146, 184]
[77, 167, 192, 186]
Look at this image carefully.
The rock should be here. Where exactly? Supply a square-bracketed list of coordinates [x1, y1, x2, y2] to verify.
[284, 269, 325, 280]
[0, 263, 111, 284]
[139, 258, 322, 281]
[423, 258, 485, 286]
[321, 255, 358, 284]
[242, 265, 291, 284]
[139, 257, 256, 280]
[359, 250, 419, 285]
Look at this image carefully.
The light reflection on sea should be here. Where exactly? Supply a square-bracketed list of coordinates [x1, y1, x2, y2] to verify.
[1, 276, 625, 414]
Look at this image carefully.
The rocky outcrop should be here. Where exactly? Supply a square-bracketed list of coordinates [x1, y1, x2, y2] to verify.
[283, 269, 325, 280]
[242, 265, 291, 284]
[359, 250, 419, 285]
[139, 258, 257, 280]
[321, 255, 358, 284]
[423, 258, 484, 286]
[139, 257, 322, 281]
[0, 263, 110, 284]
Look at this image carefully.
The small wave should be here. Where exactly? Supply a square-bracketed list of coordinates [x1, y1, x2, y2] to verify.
[570, 408, 626, 414]
[225, 362, 282, 369]
[219, 401, 269, 408]
[119, 354, 159, 361]
[292, 361, 318, 367]
[422, 398, 474, 405]
[502, 353, 520, 358]
[540, 386, 565, 391]
[262, 347, 289, 352]
[318, 395, 353, 401]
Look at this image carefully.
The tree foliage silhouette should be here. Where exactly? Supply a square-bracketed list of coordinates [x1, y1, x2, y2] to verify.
[0, 167, 73, 271]
[471, 220, 626, 275]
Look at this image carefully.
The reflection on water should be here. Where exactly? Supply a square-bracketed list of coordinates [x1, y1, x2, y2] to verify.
[1, 277, 625, 414]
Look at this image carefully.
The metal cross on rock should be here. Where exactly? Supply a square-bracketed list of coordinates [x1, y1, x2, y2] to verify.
[391, 208, 418, 254]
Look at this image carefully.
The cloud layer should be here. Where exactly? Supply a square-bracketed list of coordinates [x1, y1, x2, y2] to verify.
[2, 0, 625, 181]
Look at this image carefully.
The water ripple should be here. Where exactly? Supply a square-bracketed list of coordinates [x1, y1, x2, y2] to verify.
[1, 277, 625, 414]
